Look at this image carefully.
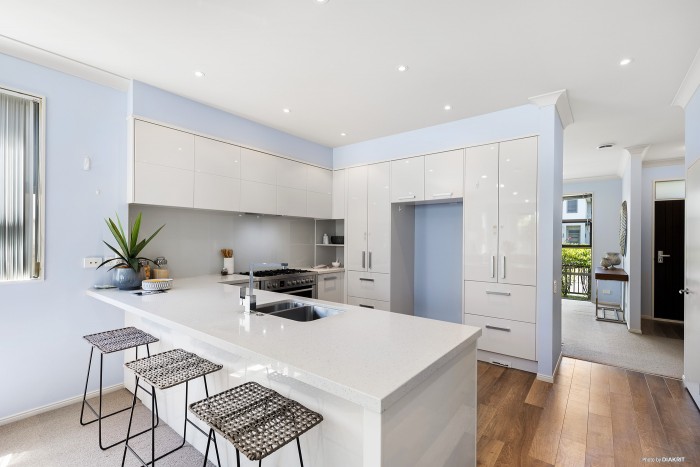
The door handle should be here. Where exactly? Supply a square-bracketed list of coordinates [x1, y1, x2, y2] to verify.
[359, 278, 375, 282]
[500, 256, 506, 279]
[323, 276, 337, 281]
[397, 195, 416, 200]
[486, 291, 511, 296]
[657, 251, 671, 263]
[485, 324, 511, 332]
[359, 304, 375, 308]
[490, 255, 495, 278]
[362, 251, 366, 269]
[679, 288, 690, 295]
[431, 192, 453, 198]
[368, 251, 372, 270]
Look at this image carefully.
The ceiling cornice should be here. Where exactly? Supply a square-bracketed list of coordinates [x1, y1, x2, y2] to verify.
[642, 157, 685, 168]
[616, 145, 649, 177]
[672, 47, 700, 108]
[528, 89, 574, 129]
[0, 34, 129, 91]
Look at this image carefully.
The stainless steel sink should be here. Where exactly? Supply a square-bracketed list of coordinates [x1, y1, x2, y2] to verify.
[253, 300, 344, 322]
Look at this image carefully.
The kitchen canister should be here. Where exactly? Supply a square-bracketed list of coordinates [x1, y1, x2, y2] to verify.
[322, 233, 329, 245]
[152, 256, 169, 279]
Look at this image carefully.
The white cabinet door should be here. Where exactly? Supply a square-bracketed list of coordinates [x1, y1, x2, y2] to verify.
[347, 296, 390, 311]
[346, 166, 368, 271]
[498, 137, 537, 286]
[134, 120, 194, 170]
[464, 144, 499, 282]
[425, 149, 464, 200]
[276, 158, 308, 190]
[240, 180, 277, 215]
[332, 169, 346, 219]
[463, 281, 536, 323]
[317, 272, 345, 303]
[367, 162, 391, 273]
[347, 271, 391, 301]
[391, 156, 424, 202]
[307, 166, 333, 194]
[194, 136, 241, 178]
[307, 192, 332, 219]
[277, 186, 307, 217]
[135, 162, 194, 208]
[194, 173, 241, 212]
[462, 313, 536, 360]
[241, 148, 277, 184]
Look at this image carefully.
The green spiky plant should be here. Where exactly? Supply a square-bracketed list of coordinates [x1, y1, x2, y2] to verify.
[97, 212, 165, 272]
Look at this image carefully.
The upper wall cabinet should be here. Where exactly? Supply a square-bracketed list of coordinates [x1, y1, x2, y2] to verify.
[241, 148, 277, 185]
[194, 136, 241, 178]
[133, 120, 195, 207]
[391, 156, 424, 202]
[425, 149, 464, 200]
[193, 136, 241, 211]
[307, 166, 332, 219]
[277, 158, 308, 190]
[332, 169, 346, 220]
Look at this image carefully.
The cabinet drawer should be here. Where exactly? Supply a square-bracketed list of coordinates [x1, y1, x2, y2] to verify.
[347, 296, 390, 311]
[464, 281, 536, 323]
[347, 271, 390, 301]
[318, 273, 344, 303]
[463, 314, 536, 361]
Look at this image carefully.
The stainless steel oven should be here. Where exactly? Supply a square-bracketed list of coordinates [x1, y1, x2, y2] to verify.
[238, 268, 318, 299]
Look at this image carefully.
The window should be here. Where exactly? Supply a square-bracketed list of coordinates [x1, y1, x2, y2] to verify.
[566, 199, 577, 213]
[566, 226, 581, 244]
[0, 87, 44, 281]
[562, 194, 592, 247]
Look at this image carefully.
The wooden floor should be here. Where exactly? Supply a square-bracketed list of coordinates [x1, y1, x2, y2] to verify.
[641, 318, 684, 340]
[477, 357, 700, 466]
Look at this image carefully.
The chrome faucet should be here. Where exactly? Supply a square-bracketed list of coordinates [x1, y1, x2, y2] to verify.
[246, 262, 288, 311]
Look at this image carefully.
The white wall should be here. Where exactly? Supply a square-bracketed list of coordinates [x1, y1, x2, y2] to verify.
[641, 163, 686, 317]
[563, 178, 623, 303]
[622, 153, 643, 332]
[0, 52, 127, 420]
[130, 206, 315, 277]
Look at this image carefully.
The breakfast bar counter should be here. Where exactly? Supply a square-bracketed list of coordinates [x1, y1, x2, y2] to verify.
[88, 275, 480, 466]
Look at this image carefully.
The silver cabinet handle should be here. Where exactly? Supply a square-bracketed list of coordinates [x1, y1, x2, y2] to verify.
[397, 195, 416, 200]
[490, 255, 495, 278]
[359, 278, 375, 282]
[362, 251, 366, 269]
[431, 192, 453, 198]
[680, 288, 690, 295]
[368, 251, 372, 269]
[359, 304, 375, 308]
[486, 291, 511, 296]
[500, 256, 506, 279]
[323, 276, 337, 281]
[485, 324, 511, 332]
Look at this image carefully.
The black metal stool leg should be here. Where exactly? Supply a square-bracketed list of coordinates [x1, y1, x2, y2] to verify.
[236, 449, 241, 467]
[121, 376, 140, 467]
[297, 437, 304, 467]
[79, 346, 95, 426]
[202, 428, 214, 467]
[151, 382, 156, 466]
[203, 377, 222, 467]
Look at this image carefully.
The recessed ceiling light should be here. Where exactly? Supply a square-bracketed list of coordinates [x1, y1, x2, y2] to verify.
[340, 132, 346, 136]
[194, 71, 205, 78]
[282, 108, 291, 113]
[444, 105, 452, 111]
[397, 65, 408, 72]
[619, 58, 633, 66]
[597, 143, 615, 150]
[481, 175, 488, 179]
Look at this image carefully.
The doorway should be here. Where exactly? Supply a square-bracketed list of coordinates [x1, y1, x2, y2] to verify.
[653, 179, 685, 322]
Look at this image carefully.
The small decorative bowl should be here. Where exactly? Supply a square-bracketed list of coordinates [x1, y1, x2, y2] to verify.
[142, 278, 173, 291]
[331, 261, 341, 268]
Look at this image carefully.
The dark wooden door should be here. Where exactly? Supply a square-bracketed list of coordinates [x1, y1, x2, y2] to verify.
[654, 200, 685, 321]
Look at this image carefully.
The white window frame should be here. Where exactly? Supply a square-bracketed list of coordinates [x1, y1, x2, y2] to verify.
[0, 84, 46, 282]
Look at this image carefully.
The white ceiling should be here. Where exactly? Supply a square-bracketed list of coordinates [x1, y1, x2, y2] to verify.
[2, 0, 699, 179]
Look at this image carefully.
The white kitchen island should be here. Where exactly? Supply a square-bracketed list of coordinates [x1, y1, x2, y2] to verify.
[87, 275, 480, 467]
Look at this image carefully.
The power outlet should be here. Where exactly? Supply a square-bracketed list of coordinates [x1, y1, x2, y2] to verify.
[601, 289, 611, 295]
[83, 257, 102, 269]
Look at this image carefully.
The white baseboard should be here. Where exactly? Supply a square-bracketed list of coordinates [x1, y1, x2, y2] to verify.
[628, 328, 642, 334]
[0, 383, 124, 427]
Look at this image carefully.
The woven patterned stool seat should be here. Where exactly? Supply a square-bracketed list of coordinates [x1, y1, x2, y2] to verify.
[83, 326, 158, 354]
[189, 381, 323, 462]
[125, 349, 223, 389]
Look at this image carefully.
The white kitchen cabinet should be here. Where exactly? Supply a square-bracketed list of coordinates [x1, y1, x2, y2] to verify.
[348, 271, 390, 302]
[194, 172, 241, 212]
[307, 166, 333, 194]
[276, 158, 308, 190]
[332, 169, 346, 219]
[462, 313, 536, 361]
[134, 120, 194, 170]
[463, 281, 536, 323]
[317, 272, 345, 303]
[134, 162, 194, 208]
[194, 136, 241, 178]
[346, 166, 369, 271]
[241, 148, 277, 185]
[307, 192, 332, 219]
[277, 186, 307, 217]
[391, 156, 424, 202]
[425, 149, 464, 200]
[347, 296, 390, 311]
[464, 138, 537, 286]
[240, 180, 277, 215]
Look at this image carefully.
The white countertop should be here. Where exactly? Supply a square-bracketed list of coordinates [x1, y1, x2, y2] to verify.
[87, 275, 480, 413]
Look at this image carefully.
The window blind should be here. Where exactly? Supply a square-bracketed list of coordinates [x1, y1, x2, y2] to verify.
[0, 89, 41, 281]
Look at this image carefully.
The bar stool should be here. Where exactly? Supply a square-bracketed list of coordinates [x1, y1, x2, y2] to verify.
[80, 326, 160, 450]
[189, 381, 323, 467]
[122, 348, 223, 467]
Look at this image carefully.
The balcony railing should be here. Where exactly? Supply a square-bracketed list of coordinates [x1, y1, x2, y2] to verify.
[562, 265, 591, 299]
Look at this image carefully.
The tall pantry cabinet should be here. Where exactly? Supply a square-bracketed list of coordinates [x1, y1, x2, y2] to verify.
[346, 162, 392, 310]
[463, 137, 538, 364]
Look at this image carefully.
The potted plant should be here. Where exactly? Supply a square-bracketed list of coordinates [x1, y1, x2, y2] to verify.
[98, 212, 165, 290]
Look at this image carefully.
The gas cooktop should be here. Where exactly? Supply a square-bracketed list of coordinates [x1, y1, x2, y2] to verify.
[238, 268, 312, 278]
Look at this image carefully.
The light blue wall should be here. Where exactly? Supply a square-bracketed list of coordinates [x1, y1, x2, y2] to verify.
[564, 178, 623, 304]
[0, 53, 127, 419]
[413, 203, 463, 323]
[131, 81, 333, 168]
[333, 105, 539, 168]
[641, 164, 685, 316]
[686, 88, 700, 169]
